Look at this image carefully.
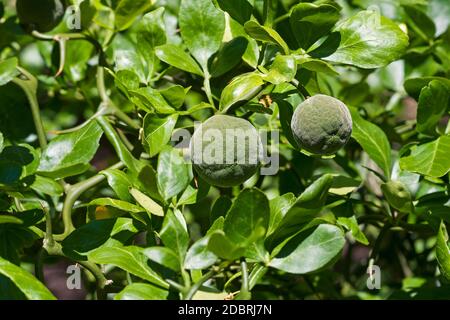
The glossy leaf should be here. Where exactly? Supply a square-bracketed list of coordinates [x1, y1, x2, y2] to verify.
[144, 247, 180, 272]
[224, 188, 270, 243]
[436, 222, 450, 282]
[115, 283, 169, 300]
[143, 114, 178, 158]
[337, 216, 369, 245]
[0, 58, 19, 86]
[179, 0, 225, 68]
[264, 55, 297, 85]
[130, 188, 164, 217]
[416, 80, 450, 136]
[349, 107, 392, 178]
[290, 3, 340, 50]
[160, 209, 189, 259]
[270, 224, 345, 274]
[326, 9, 409, 69]
[157, 147, 192, 201]
[0, 256, 56, 300]
[155, 44, 204, 76]
[115, 0, 154, 31]
[216, 0, 253, 25]
[88, 246, 168, 288]
[210, 37, 248, 78]
[244, 20, 290, 54]
[38, 121, 103, 179]
[219, 72, 264, 112]
[100, 169, 133, 202]
[400, 135, 450, 178]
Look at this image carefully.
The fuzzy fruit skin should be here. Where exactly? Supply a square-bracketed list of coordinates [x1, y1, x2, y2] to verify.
[291, 94, 352, 155]
[190, 115, 263, 187]
[16, 0, 66, 32]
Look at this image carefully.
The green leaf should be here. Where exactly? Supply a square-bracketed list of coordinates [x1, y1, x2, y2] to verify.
[216, 0, 253, 25]
[143, 114, 178, 158]
[400, 135, 450, 178]
[270, 224, 345, 274]
[268, 174, 334, 243]
[416, 80, 450, 136]
[403, 5, 436, 40]
[0, 132, 3, 153]
[436, 222, 450, 282]
[135, 8, 167, 81]
[290, 3, 340, 50]
[88, 246, 168, 288]
[224, 188, 270, 244]
[31, 175, 64, 197]
[337, 216, 369, 245]
[179, 0, 225, 68]
[349, 107, 392, 178]
[38, 121, 103, 179]
[88, 198, 144, 214]
[207, 230, 247, 261]
[264, 55, 297, 85]
[114, 0, 154, 31]
[0, 58, 19, 87]
[0, 256, 56, 300]
[404, 77, 450, 100]
[115, 283, 169, 300]
[160, 209, 189, 260]
[229, 18, 260, 68]
[157, 146, 192, 201]
[144, 247, 180, 272]
[130, 187, 164, 217]
[268, 193, 296, 236]
[184, 217, 223, 270]
[100, 169, 133, 202]
[159, 85, 186, 109]
[62, 218, 141, 257]
[130, 87, 176, 114]
[295, 55, 338, 75]
[0, 215, 23, 224]
[155, 44, 204, 76]
[219, 72, 264, 112]
[211, 37, 248, 78]
[326, 9, 409, 69]
[244, 20, 290, 54]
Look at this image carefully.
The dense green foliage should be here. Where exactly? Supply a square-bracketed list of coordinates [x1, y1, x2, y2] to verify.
[0, 0, 449, 301]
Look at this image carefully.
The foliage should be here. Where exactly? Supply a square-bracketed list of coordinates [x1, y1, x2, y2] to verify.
[0, 0, 449, 300]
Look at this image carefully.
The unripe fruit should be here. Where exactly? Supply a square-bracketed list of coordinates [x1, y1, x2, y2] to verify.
[291, 94, 352, 155]
[190, 115, 263, 187]
[16, 0, 66, 33]
[381, 180, 413, 213]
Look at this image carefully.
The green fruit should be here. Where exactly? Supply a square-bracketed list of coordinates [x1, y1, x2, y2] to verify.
[381, 180, 413, 213]
[291, 94, 352, 155]
[190, 115, 263, 187]
[16, 0, 66, 32]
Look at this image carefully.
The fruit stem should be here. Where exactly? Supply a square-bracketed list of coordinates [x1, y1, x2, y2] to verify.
[12, 68, 48, 149]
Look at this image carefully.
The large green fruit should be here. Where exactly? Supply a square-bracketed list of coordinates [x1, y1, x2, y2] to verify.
[291, 94, 352, 155]
[190, 115, 263, 187]
[16, 0, 66, 32]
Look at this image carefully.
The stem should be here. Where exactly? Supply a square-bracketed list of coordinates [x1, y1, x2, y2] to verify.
[41, 202, 55, 248]
[263, 0, 273, 26]
[273, 12, 290, 26]
[12, 69, 47, 149]
[203, 70, 216, 109]
[54, 162, 124, 241]
[239, 259, 250, 300]
[185, 269, 215, 300]
[291, 79, 311, 99]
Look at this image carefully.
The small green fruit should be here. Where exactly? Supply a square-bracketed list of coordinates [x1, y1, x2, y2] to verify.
[381, 180, 413, 213]
[16, 0, 66, 33]
[190, 115, 263, 187]
[291, 94, 352, 155]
